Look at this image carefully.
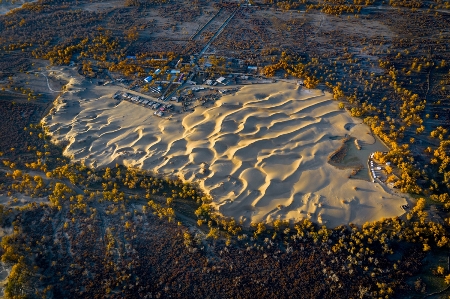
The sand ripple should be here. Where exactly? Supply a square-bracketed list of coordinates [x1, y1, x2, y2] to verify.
[44, 75, 410, 227]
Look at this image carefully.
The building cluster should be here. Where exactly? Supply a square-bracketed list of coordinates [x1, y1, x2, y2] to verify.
[205, 76, 230, 86]
[149, 86, 162, 94]
[112, 91, 173, 117]
[369, 153, 384, 181]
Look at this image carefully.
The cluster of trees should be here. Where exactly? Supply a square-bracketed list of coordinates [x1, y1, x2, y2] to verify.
[262, 51, 319, 88]
[261, 0, 377, 15]
[0, 101, 52, 163]
[0, 0, 189, 84]
[0, 63, 448, 296]
[354, 57, 449, 195]
[249, 1, 448, 180]
[2, 123, 441, 261]
[429, 140, 450, 189]
[3, 169, 46, 197]
[274, 0, 305, 10]
[31, 33, 119, 66]
[32, 128, 426, 296]
[124, 0, 170, 7]
[260, 0, 448, 11]
[0, 1, 449, 297]
[0, 150, 444, 298]
[306, 3, 362, 15]
[259, 9, 450, 201]
[388, 0, 423, 8]
[1, 42, 32, 52]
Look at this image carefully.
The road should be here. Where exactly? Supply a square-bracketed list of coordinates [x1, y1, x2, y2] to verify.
[190, 8, 223, 41]
[1, 70, 62, 95]
[164, 6, 240, 101]
[198, 7, 240, 58]
[35, 72, 60, 93]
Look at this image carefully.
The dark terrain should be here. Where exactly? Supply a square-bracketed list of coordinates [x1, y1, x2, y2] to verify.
[0, 0, 449, 298]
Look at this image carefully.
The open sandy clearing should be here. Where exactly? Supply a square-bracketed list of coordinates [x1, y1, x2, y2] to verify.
[43, 67, 411, 227]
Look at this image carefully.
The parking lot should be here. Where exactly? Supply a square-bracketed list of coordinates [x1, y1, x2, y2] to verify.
[113, 91, 174, 117]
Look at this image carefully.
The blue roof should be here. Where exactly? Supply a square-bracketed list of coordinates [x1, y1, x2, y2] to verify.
[144, 76, 153, 82]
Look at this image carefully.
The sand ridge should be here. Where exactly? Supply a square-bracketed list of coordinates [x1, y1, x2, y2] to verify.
[43, 67, 411, 227]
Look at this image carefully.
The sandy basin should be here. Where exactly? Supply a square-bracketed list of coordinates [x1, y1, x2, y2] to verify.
[43, 67, 411, 227]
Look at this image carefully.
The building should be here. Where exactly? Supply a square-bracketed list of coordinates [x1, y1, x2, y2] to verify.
[247, 66, 258, 73]
[216, 77, 227, 85]
[144, 76, 153, 83]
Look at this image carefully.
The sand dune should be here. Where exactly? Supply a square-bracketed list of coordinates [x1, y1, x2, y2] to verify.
[43, 67, 412, 227]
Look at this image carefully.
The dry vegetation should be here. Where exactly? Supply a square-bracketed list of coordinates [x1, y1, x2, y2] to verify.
[0, 0, 450, 297]
[0, 104, 446, 299]
[328, 137, 351, 164]
[0, 127, 444, 298]
[0, 203, 429, 298]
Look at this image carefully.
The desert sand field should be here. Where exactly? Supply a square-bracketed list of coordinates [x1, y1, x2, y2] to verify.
[43, 67, 411, 227]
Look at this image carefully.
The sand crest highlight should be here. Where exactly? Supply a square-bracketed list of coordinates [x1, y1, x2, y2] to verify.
[44, 69, 410, 227]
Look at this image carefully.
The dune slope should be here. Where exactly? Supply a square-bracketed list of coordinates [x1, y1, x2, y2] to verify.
[43, 69, 410, 227]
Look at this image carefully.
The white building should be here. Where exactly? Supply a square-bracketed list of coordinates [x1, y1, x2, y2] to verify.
[216, 77, 227, 85]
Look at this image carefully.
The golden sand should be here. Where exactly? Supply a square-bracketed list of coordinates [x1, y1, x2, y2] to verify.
[43, 67, 412, 227]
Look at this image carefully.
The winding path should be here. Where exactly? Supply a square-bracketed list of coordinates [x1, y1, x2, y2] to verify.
[33, 72, 61, 93]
